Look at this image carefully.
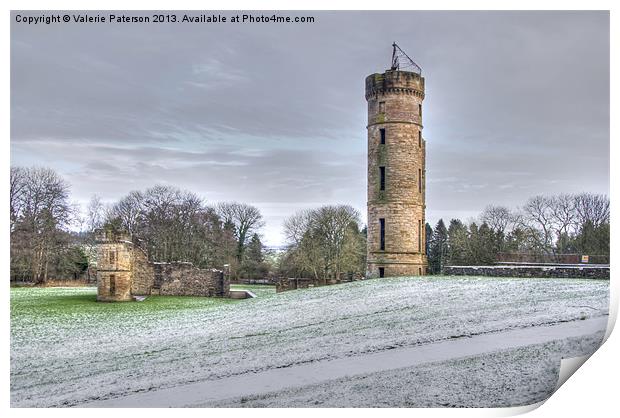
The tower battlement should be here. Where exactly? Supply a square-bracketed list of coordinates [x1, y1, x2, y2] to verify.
[365, 70, 425, 100]
[94, 228, 131, 244]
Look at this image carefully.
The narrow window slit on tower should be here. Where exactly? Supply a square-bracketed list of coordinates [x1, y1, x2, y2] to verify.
[109, 250, 115, 264]
[380, 128, 386, 144]
[418, 130, 422, 147]
[379, 218, 385, 251]
[418, 168, 422, 193]
[109, 274, 116, 296]
[379, 267, 385, 278]
[418, 220, 422, 253]
[419, 104, 422, 119]
[379, 166, 386, 191]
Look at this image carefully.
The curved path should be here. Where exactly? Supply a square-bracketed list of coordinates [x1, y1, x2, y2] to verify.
[82, 316, 608, 408]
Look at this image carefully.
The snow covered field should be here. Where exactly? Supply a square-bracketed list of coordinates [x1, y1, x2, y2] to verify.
[10, 277, 609, 407]
[206, 333, 605, 408]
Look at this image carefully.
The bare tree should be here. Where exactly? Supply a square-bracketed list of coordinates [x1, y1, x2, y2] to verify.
[283, 209, 312, 245]
[10, 166, 27, 232]
[480, 205, 517, 234]
[520, 195, 555, 254]
[10, 167, 74, 283]
[86, 195, 105, 233]
[216, 202, 264, 263]
[547, 194, 577, 252]
[282, 205, 364, 281]
[309, 205, 361, 281]
[105, 185, 234, 269]
[574, 193, 610, 229]
[283, 209, 321, 280]
[107, 190, 144, 234]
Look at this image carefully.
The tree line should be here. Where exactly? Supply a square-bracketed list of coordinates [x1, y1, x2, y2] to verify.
[10, 166, 609, 282]
[426, 193, 610, 273]
[10, 166, 367, 283]
[10, 166, 269, 282]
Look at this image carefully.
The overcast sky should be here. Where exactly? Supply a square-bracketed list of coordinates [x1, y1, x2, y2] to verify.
[11, 11, 609, 245]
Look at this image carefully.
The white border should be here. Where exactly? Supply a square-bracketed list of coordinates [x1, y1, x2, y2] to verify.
[2, 1, 616, 417]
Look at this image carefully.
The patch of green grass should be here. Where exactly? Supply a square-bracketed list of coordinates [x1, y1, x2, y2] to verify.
[11, 285, 277, 323]
[10, 287, 239, 321]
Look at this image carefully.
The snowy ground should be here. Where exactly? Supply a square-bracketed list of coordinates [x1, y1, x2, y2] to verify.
[10, 277, 609, 407]
[206, 333, 604, 408]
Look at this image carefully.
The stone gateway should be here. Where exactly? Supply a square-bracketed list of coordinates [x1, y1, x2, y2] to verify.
[365, 46, 428, 278]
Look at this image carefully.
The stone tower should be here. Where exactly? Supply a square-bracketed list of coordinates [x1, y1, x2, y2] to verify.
[365, 44, 427, 278]
[95, 229, 134, 302]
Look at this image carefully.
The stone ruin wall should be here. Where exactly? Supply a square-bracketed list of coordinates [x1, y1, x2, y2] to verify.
[152, 262, 230, 297]
[131, 246, 154, 296]
[275, 278, 316, 293]
[95, 230, 229, 301]
[275, 273, 364, 293]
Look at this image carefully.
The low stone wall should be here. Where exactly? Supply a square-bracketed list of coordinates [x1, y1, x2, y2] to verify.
[443, 265, 609, 280]
[275, 278, 317, 293]
[275, 274, 365, 292]
[153, 262, 229, 297]
[36, 279, 90, 287]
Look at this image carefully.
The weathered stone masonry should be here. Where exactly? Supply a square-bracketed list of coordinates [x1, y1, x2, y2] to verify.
[95, 230, 229, 302]
[152, 262, 229, 297]
[366, 69, 427, 278]
[443, 265, 610, 280]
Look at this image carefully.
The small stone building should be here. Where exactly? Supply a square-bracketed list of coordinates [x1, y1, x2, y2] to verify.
[95, 229, 229, 302]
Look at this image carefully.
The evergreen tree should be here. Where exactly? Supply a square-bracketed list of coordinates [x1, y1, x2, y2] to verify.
[428, 219, 448, 274]
[467, 222, 480, 263]
[425, 223, 433, 257]
[476, 223, 500, 265]
[239, 233, 268, 279]
[572, 221, 609, 256]
[447, 219, 468, 265]
[246, 233, 264, 264]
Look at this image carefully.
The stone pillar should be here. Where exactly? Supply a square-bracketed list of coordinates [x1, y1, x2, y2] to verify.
[365, 70, 428, 278]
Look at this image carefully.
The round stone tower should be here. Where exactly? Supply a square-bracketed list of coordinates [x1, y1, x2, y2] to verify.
[365, 48, 427, 278]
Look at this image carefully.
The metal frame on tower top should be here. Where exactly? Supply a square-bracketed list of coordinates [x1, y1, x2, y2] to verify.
[390, 43, 422, 75]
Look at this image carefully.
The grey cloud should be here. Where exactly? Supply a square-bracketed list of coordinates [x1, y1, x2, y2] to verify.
[11, 11, 609, 244]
